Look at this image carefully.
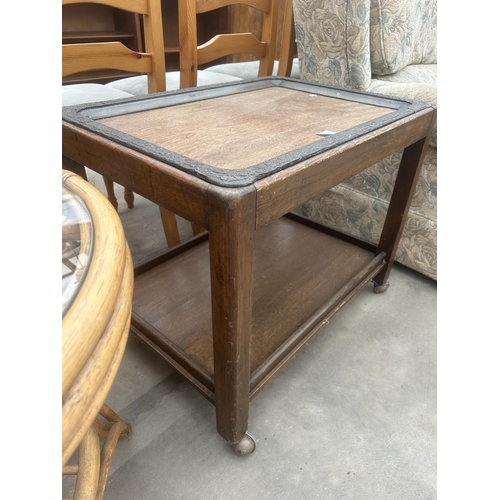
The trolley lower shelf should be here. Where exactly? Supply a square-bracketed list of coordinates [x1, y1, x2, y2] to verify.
[131, 215, 386, 403]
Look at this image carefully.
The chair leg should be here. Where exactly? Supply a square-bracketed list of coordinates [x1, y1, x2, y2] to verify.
[124, 188, 135, 209]
[103, 178, 135, 210]
[159, 207, 181, 247]
[103, 177, 119, 210]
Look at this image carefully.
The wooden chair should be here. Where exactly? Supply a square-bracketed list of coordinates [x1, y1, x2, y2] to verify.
[178, 0, 281, 89]
[62, 0, 187, 247]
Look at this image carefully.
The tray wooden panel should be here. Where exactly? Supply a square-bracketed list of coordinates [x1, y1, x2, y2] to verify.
[98, 86, 393, 171]
[132, 217, 381, 386]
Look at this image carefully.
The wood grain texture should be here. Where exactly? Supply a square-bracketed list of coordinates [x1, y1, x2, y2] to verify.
[179, 0, 278, 87]
[277, 0, 295, 76]
[197, 33, 266, 65]
[228, 0, 293, 63]
[62, 0, 164, 84]
[65, 404, 131, 500]
[254, 107, 436, 225]
[132, 217, 381, 391]
[73, 425, 100, 499]
[249, 250, 386, 398]
[143, 0, 168, 93]
[62, 171, 133, 467]
[98, 87, 392, 171]
[197, 0, 270, 14]
[62, 172, 128, 398]
[62, 122, 210, 228]
[208, 186, 256, 443]
[63, 0, 149, 15]
[62, 42, 152, 77]
[373, 108, 437, 285]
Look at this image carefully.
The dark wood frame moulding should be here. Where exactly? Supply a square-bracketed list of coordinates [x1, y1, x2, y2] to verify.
[62, 77, 432, 187]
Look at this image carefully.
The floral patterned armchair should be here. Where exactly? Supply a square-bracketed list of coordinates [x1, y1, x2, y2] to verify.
[293, 0, 437, 279]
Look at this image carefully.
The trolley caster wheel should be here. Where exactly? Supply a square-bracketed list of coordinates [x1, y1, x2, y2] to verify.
[232, 433, 256, 456]
[373, 281, 390, 294]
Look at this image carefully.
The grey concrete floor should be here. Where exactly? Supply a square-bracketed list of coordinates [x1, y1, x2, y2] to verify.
[63, 170, 437, 500]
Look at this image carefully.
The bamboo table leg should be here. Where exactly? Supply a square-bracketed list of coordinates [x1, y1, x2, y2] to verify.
[64, 425, 100, 500]
[62, 404, 131, 500]
[208, 186, 257, 454]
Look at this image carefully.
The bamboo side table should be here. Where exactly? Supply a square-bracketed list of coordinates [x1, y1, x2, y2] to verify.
[62, 170, 133, 498]
[62, 77, 436, 454]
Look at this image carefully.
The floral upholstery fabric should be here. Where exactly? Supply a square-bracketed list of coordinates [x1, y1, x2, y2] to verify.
[293, 0, 372, 90]
[302, 145, 437, 279]
[370, 0, 437, 76]
[292, 0, 437, 89]
[301, 166, 437, 280]
[301, 161, 438, 280]
[293, 0, 438, 279]
[367, 77, 437, 147]
[372, 63, 436, 84]
[342, 147, 436, 220]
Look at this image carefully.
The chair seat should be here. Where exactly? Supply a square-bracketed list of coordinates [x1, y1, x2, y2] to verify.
[203, 58, 301, 80]
[105, 70, 243, 96]
[63, 59, 301, 105]
[62, 83, 134, 107]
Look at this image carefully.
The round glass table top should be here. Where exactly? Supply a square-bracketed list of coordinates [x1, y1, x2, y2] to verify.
[62, 182, 94, 316]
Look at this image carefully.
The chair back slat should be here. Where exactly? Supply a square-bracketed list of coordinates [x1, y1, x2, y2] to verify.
[62, 42, 153, 78]
[196, 0, 271, 14]
[179, 0, 280, 88]
[197, 33, 266, 66]
[63, 0, 150, 15]
[62, 0, 166, 94]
